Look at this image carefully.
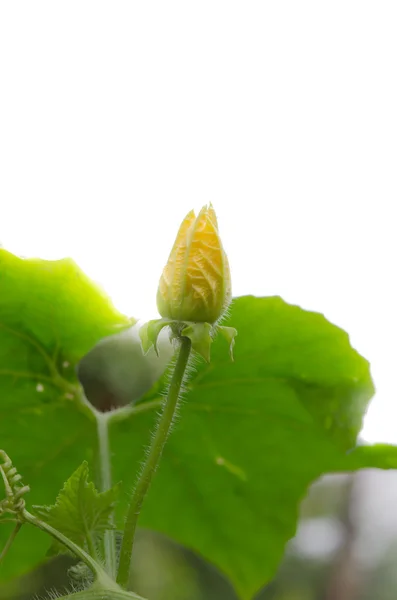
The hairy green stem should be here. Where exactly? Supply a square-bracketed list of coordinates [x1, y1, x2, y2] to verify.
[117, 337, 191, 589]
[97, 413, 117, 578]
[22, 509, 117, 589]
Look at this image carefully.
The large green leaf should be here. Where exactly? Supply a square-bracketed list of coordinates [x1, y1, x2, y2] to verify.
[1, 251, 397, 598]
[0, 250, 133, 580]
[110, 296, 397, 599]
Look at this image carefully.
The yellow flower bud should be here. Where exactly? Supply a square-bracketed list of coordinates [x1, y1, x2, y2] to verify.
[157, 205, 232, 324]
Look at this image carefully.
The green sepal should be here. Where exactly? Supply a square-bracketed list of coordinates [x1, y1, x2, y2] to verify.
[217, 326, 238, 360]
[140, 318, 237, 363]
[181, 322, 213, 363]
[139, 319, 173, 355]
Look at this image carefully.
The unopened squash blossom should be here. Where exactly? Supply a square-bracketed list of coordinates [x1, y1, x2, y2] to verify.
[140, 205, 237, 362]
[157, 205, 231, 323]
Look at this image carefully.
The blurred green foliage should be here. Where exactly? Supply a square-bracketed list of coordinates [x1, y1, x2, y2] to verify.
[2, 251, 397, 599]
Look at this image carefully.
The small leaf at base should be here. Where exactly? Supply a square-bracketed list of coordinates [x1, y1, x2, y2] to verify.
[33, 461, 120, 556]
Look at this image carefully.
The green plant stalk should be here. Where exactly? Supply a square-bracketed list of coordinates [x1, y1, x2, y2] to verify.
[117, 336, 192, 589]
[97, 412, 117, 578]
[22, 509, 118, 591]
[0, 522, 21, 565]
[85, 522, 100, 564]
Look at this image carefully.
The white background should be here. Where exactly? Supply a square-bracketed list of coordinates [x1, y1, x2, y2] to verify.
[1, 2, 396, 443]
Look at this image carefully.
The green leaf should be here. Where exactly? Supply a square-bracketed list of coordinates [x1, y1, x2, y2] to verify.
[0, 249, 134, 365]
[33, 461, 119, 555]
[109, 296, 397, 599]
[0, 249, 133, 580]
